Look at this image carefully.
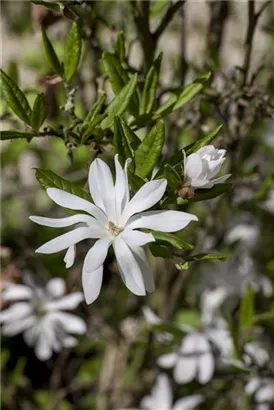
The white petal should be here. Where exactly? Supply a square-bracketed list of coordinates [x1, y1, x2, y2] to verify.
[83, 238, 111, 273]
[121, 229, 155, 248]
[82, 264, 103, 304]
[131, 246, 155, 292]
[64, 245, 76, 268]
[114, 155, 131, 218]
[89, 158, 116, 220]
[29, 214, 95, 228]
[185, 154, 204, 180]
[245, 377, 261, 395]
[157, 352, 177, 368]
[174, 357, 197, 384]
[142, 306, 161, 325]
[256, 383, 274, 402]
[23, 325, 38, 346]
[126, 210, 198, 232]
[196, 145, 216, 156]
[63, 336, 78, 348]
[45, 292, 84, 311]
[113, 237, 146, 295]
[46, 188, 107, 226]
[173, 395, 203, 410]
[211, 174, 231, 185]
[149, 373, 172, 409]
[2, 284, 32, 301]
[187, 179, 212, 188]
[196, 335, 214, 384]
[35, 330, 53, 361]
[2, 315, 36, 336]
[36, 227, 97, 255]
[46, 278, 66, 298]
[53, 311, 87, 334]
[121, 179, 167, 225]
[0, 302, 33, 323]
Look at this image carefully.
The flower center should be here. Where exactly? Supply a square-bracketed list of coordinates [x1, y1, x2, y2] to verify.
[108, 221, 121, 236]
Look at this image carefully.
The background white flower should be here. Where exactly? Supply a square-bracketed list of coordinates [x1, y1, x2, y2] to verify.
[245, 377, 274, 410]
[0, 275, 86, 361]
[183, 145, 230, 189]
[140, 373, 203, 410]
[30, 155, 197, 304]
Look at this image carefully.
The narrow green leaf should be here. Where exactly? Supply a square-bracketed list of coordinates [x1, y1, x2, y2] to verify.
[1, 131, 35, 140]
[30, 93, 49, 131]
[119, 117, 140, 149]
[31, 0, 60, 11]
[149, 243, 172, 259]
[81, 116, 105, 144]
[253, 309, 274, 324]
[148, 230, 194, 250]
[172, 72, 211, 111]
[34, 168, 91, 201]
[41, 27, 63, 77]
[175, 309, 202, 328]
[140, 53, 162, 115]
[8, 61, 19, 85]
[185, 253, 227, 262]
[227, 318, 242, 361]
[135, 121, 165, 178]
[83, 93, 107, 127]
[64, 22, 82, 82]
[113, 117, 133, 165]
[151, 323, 185, 338]
[128, 171, 145, 194]
[0, 69, 31, 125]
[102, 51, 139, 115]
[164, 164, 182, 189]
[177, 183, 232, 204]
[184, 124, 223, 155]
[239, 286, 255, 331]
[152, 94, 177, 119]
[101, 74, 138, 130]
[114, 31, 126, 63]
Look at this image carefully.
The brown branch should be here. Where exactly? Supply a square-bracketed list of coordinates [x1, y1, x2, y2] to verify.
[154, 1, 185, 41]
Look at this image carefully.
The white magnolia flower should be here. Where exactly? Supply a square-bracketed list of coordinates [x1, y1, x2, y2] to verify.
[183, 145, 230, 189]
[158, 324, 232, 385]
[140, 373, 203, 410]
[0, 275, 86, 361]
[30, 155, 197, 304]
[245, 377, 274, 410]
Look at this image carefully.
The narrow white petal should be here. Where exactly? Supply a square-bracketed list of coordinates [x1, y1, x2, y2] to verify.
[131, 246, 155, 292]
[2, 285, 32, 301]
[35, 331, 53, 361]
[23, 325, 38, 347]
[245, 378, 261, 395]
[256, 383, 274, 402]
[126, 210, 198, 232]
[64, 245, 76, 268]
[29, 214, 95, 228]
[63, 336, 78, 348]
[45, 292, 84, 311]
[173, 395, 203, 410]
[2, 316, 36, 336]
[84, 238, 111, 273]
[198, 351, 215, 384]
[121, 179, 167, 225]
[142, 306, 161, 324]
[0, 302, 33, 323]
[185, 153, 203, 180]
[82, 264, 104, 304]
[151, 374, 172, 409]
[114, 155, 131, 219]
[89, 158, 116, 220]
[46, 278, 66, 298]
[211, 174, 231, 185]
[53, 312, 87, 334]
[157, 353, 177, 368]
[113, 237, 146, 295]
[121, 229, 155, 248]
[188, 179, 212, 188]
[174, 357, 197, 384]
[36, 227, 96, 255]
[46, 188, 107, 226]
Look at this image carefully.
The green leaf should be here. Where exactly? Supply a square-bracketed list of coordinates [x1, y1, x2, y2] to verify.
[153, 94, 177, 119]
[185, 253, 227, 262]
[31, 0, 60, 11]
[83, 93, 107, 127]
[149, 243, 172, 259]
[164, 164, 182, 189]
[102, 51, 139, 115]
[227, 318, 241, 361]
[41, 27, 63, 77]
[151, 323, 185, 338]
[8, 61, 19, 85]
[140, 53, 162, 115]
[1, 131, 35, 140]
[118, 117, 140, 149]
[101, 74, 138, 130]
[177, 183, 232, 204]
[175, 309, 202, 328]
[0, 69, 31, 125]
[30, 93, 49, 131]
[172, 72, 211, 111]
[184, 124, 223, 155]
[253, 309, 274, 324]
[34, 168, 91, 201]
[135, 121, 165, 178]
[128, 171, 145, 193]
[113, 117, 133, 165]
[114, 31, 126, 63]
[148, 230, 194, 250]
[239, 286, 255, 331]
[64, 22, 82, 82]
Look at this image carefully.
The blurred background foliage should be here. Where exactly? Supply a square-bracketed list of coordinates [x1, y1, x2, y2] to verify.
[1, 1, 274, 409]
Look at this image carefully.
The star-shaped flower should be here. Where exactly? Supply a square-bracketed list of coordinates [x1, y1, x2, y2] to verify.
[30, 155, 198, 304]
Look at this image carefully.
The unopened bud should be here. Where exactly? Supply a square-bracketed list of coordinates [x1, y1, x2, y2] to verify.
[178, 186, 195, 199]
